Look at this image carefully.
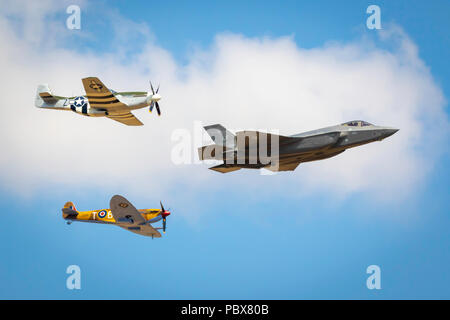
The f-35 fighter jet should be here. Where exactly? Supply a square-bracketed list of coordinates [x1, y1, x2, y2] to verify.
[198, 120, 398, 173]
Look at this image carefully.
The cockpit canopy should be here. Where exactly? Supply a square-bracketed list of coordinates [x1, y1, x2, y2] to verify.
[341, 120, 373, 127]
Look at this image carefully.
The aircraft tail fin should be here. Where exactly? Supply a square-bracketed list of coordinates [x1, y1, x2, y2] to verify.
[62, 201, 79, 219]
[35, 84, 58, 106]
[203, 124, 236, 149]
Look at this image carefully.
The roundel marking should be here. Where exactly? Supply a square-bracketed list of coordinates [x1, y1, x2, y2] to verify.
[70, 96, 87, 111]
[98, 210, 107, 219]
[73, 96, 85, 106]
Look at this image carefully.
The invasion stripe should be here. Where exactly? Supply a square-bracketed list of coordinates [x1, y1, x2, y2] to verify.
[86, 94, 115, 98]
[89, 100, 121, 105]
[88, 98, 120, 103]
[109, 117, 134, 120]
[86, 95, 116, 100]
[109, 112, 131, 116]
[90, 105, 123, 109]
[87, 97, 118, 102]
[109, 118, 136, 122]
[109, 115, 134, 119]
[109, 113, 133, 117]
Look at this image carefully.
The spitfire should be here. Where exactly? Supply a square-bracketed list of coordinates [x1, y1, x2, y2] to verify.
[62, 195, 171, 238]
[198, 121, 399, 173]
[35, 77, 163, 126]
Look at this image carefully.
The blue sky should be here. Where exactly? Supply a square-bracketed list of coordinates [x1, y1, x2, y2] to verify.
[0, 0, 449, 299]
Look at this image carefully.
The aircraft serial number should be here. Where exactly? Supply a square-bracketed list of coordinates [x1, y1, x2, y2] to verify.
[225, 304, 269, 315]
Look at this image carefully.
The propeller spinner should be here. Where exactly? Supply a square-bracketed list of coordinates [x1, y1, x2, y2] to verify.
[160, 201, 171, 233]
[148, 82, 162, 116]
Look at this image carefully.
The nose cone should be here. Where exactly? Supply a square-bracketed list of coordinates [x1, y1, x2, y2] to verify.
[162, 210, 170, 217]
[152, 94, 161, 101]
[383, 128, 399, 139]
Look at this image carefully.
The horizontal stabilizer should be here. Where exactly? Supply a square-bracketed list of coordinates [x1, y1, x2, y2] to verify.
[36, 84, 62, 107]
[209, 164, 241, 173]
[39, 92, 58, 104]
[62, 207, 79, 216]
[198, 144, 233, 161]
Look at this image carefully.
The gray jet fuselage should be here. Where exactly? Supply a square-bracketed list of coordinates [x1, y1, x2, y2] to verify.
[199, 120, 399, 173]
[283, 121, 398, 155]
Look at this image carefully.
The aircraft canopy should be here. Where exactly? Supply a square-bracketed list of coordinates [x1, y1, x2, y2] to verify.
[341, 120, 373, 127]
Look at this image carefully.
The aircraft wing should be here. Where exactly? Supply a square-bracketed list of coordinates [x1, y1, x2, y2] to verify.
[118, 224, 162, 238]
[264, 148, 346, 172]
[82, 77, 127, 111]
[111, 194, 161, 237]
[107, 111, 143, 126]
[110, 195, 146, 225]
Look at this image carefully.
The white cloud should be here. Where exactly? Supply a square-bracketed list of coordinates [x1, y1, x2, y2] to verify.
[0, 1, 447, 207]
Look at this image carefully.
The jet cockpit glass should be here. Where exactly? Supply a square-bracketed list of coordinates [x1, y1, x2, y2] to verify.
[342, 121, 359, 126]
[341, 120, 373, 127]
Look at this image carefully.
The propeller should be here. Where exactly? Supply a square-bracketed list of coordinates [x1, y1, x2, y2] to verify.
[148, 81, 162, 116]
[160, 201, 171, 233]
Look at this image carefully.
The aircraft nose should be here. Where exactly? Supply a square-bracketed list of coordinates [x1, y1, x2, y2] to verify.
[383, 128, 399, 139]
[162, 210, 170, 217]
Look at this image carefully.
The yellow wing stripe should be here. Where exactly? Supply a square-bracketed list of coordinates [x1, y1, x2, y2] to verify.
[107, 112, 143, 126]
[82, 77, 128, 110]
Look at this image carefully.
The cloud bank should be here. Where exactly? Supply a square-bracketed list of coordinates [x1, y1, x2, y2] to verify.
[0, 1, 447, 205]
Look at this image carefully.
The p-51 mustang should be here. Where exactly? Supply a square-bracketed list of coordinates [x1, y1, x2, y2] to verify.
[35, 77, 162, 126]
[198, 121, 398, 173]
[62, 195, 171, 238]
